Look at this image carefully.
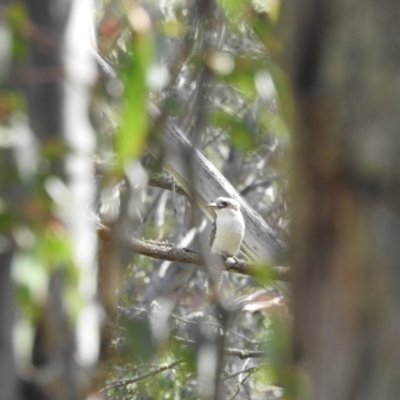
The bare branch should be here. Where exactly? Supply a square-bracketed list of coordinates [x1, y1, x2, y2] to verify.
[229, 367, 256, 400]
[103, 360, 182, 391]
[172, 337, 265, 359]
[148, 173, 188, 198]
[223, 365, 260, 381]
[98, 226, 291, 281]
[239, 175, 282, 196]
[224, 348, 265, 360]
[171, 313, 269, 345]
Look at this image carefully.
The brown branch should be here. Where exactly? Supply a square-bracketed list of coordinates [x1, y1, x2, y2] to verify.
[224, 348, 265, 360]
[229, 367, 257, 399]
[172, 337, 265, 359]
[148, 173, 188, 197]
[98, 225, 290, 281]
[126, 235, 291, 280]
[223, 365, 261, 381]
[102, 360, 182, 391]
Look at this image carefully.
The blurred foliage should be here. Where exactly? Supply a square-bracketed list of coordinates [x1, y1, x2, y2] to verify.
[0, 0, 87, 377]
[6, 2, 29, 62]
[116, 10, 154, 170]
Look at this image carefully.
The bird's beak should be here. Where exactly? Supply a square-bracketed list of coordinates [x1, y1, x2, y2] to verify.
[206, 202, 218, 210]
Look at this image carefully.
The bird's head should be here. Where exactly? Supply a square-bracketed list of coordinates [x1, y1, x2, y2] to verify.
[206, 197, 241, 214]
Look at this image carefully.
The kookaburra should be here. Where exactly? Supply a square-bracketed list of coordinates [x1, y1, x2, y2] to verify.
[206, 197, 245, 257]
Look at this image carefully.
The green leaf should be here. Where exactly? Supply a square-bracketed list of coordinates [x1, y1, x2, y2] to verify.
[6, 3, 29, 62]
[223, 69, 257, 98]
[158, 20, 187, 38]
[217, 0, 247, 21]
[251, 262, 275, 285]
[229, 120, 257, 151]
[123, 316, 156, 361]
[115, 33, 154, 170]
[34, 223, 73, 269]
[264, 62, 293, 125]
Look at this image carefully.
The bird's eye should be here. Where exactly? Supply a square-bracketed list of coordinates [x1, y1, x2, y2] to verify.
[221, 201, 227, 207]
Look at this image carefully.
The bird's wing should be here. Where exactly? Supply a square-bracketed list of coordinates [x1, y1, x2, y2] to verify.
[209, 220, 216, 250]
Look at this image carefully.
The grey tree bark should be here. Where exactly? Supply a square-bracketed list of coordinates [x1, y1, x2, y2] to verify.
[281, 1, 400, 399]
[0, 250, 18, 400]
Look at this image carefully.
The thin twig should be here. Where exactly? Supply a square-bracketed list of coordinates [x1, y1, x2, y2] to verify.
[223, 365, 260, 381]
[171, 313, 268, 345]
[224, 348, 265, 359]
[172, 336, 265, 359]
[102, 360, 182, 392]
[240, 175, 281, 196]
[229, 369, 254, 400]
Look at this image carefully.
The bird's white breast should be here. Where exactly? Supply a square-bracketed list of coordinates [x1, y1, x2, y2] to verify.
[211, 208, 245, 256]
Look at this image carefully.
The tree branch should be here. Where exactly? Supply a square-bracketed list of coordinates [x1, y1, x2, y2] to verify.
[223, 365, 260, 381]
[172, 336, 266, 359]
[224, 348, 265, 360]
[103, 360, 182, 391]
[127, 236, 291, 281]
[98, 226, 291, 281]
[148, 173, 188, 197]
[239, 175, 282, 196]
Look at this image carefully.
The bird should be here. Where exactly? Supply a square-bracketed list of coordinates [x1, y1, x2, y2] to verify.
[205, 197, 245, 295]
[206, 196, 245, 258]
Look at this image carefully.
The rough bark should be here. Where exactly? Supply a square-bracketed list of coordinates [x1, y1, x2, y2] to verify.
[281, 1, 400, 399]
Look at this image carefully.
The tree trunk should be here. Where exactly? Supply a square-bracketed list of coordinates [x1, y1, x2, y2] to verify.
[0, 251, 18, 400]
[281, 1, 400, 399]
